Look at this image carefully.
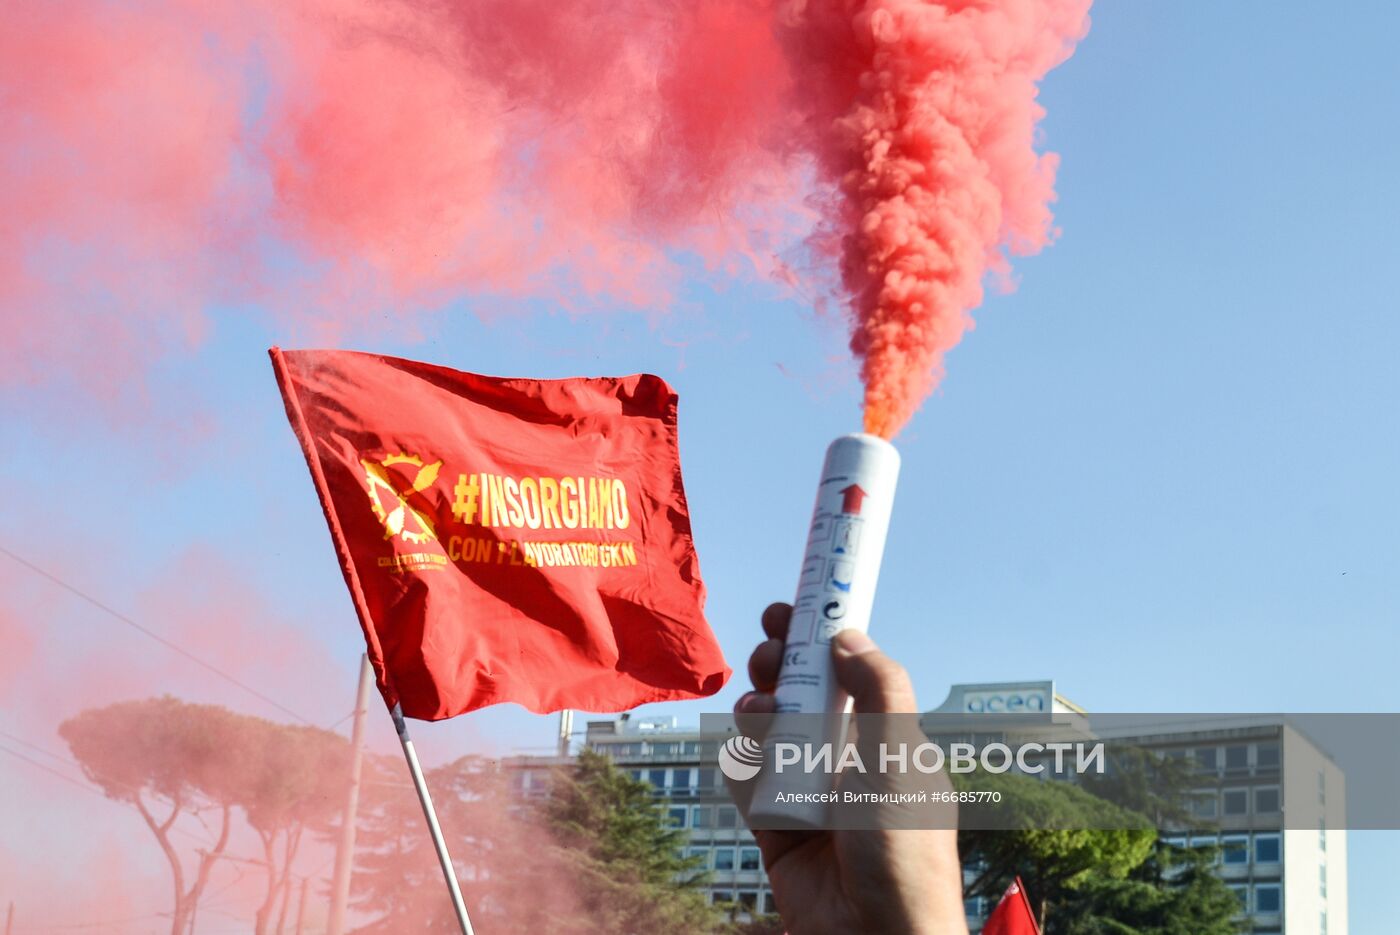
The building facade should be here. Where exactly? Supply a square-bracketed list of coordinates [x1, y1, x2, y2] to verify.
[926, 682, 1348, 934]
[510, 682, 1347, 933]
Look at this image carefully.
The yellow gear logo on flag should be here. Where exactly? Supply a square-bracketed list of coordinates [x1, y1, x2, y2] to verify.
[362, 453, 442, 544]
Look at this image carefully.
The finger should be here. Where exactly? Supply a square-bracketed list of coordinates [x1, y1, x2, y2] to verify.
[760, 602, 792, 641]
[733, 690, 776, 746]
[747, 638, 786, 692]
[831, 629, 917, 714]
[734, 691, 776, 715]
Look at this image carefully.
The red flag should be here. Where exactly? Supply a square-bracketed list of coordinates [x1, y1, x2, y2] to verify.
[983, 877, 1039, 935]
[270, 347, 730, 719]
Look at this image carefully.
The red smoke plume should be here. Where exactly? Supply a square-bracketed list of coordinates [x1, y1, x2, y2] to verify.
[0, 0, 1088, 430]
[784, 0, 1092, 437]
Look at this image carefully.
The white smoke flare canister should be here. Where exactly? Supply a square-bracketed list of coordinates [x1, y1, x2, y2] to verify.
[746, 433, 900, 826]
[775, 434, 901, 713]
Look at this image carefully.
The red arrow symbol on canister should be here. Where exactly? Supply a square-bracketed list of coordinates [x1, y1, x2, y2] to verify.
[840, 484, 867, 515]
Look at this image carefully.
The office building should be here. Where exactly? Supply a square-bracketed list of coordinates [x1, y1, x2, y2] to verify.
[509, 682, 1347, 933]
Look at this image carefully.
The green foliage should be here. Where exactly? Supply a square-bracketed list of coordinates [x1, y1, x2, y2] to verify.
[1055, 842, 1245, 935]
[728, 914, 786, 935]
[1076, 747, 1203, 832]
[348, 749, 724, 934]
[956, 769, 1241, 934]
[545, 748, 724, 934]
[958, 769, 1156, 907]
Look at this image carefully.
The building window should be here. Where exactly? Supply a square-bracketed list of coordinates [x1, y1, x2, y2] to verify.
[1254, 833, 1281, 864]
[672, 768, 695, 797]
[763, 892, 777, 915]
[1255, 884, 1281, 913]
[1195, 747, 1219, 773]
[1224, 745, 1248, 771]
[1222, 789, 1249, 816]
[716, 805, 738, 829]
[647, 768, 667, 791]
[1255, 786, 1281, 814]
[714, 848, 735, 871]
[737, 892, 758, 912]
[712, 890, 733, 905]
[963, 898, 983, 918]
[692, 805, 713, 828]
[1189, 833, 1219, 851]
[1190, 792, 1218, 819]
[696, 768, 717, 792]
[740, 847, 762, 871]
[688, 847, 710, 869]
[1221, 836, 1248, 865]
[1256, 743, 1280, 769]
[682, 741, 702, 756]
[667, 806, 688, 828]
[1161, 836, 1187, 851]
[1227, 885, 1247, 913]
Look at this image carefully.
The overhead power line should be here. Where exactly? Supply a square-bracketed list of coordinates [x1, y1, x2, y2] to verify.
[0, 544, 314, 725]
[0, 742, 107, 801]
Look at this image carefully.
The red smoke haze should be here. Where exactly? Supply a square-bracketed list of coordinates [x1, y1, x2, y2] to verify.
[1, 0, 1088, 434]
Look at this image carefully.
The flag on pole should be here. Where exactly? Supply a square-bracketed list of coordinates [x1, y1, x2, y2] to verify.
[270, 347, 730, 719]
[983, 877, 1039, 935]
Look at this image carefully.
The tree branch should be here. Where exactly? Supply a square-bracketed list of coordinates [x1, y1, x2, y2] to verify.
[159, 791, 182, 836]
[194, 804, 233, 888]
[134, 791, 187, 935]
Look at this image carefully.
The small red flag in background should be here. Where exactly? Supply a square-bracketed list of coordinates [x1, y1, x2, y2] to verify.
[270, 347, 730, 720]
[983, 877, 1040, 935]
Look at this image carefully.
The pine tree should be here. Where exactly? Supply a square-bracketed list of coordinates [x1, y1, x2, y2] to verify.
[958, 764, 1243, 934]
[1056, 842, 1245, 935]
[345, 754, 586, 934]
[61, 697, 351, 935]
[545, 748, 726, 934]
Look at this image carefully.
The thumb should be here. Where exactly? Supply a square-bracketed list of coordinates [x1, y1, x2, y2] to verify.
[831, 629, 917, 714]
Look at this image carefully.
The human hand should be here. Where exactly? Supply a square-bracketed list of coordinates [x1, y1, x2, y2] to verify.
[733, 603, 969, 935]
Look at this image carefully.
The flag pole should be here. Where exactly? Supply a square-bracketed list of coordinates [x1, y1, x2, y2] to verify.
[391, 704, 476, 935]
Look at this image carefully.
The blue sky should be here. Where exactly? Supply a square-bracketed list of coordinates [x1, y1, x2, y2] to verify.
[3, 1, 1397, 930]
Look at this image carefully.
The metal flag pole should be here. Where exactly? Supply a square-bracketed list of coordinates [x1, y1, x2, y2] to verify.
[328, 655, 374, 935]
[391, 703, 476, 935]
